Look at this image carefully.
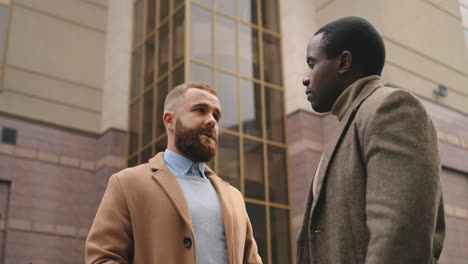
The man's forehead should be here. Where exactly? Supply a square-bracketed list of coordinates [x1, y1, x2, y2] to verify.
[184, 88, 220, 107]
[307, 33, 325, 54]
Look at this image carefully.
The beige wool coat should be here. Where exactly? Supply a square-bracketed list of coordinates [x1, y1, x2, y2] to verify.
[86, 152, 262, 264]
[296, 79, 445, 264]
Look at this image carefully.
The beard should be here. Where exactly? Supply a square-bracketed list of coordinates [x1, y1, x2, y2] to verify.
[174, 118, 217, 162]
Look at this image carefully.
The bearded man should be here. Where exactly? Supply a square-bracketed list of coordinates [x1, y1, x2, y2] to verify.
[85, 82, 262, 264]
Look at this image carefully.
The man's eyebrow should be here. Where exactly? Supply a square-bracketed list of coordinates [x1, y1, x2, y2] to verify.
[307, 56, 317, 63]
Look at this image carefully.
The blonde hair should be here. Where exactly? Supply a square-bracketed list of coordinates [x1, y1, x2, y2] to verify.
[164, 81, 217, 112]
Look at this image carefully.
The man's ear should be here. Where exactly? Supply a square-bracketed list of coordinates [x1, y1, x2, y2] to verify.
[337, 51, 352, 74]
[163, 111, 175, 132]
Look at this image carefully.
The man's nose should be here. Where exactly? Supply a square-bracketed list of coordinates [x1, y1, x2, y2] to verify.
[205, 114, 216, 127]
[303, 77, 310, 87]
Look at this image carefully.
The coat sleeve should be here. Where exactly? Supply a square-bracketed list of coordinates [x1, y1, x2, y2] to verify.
[243, 209, 263, 264]
[85, 174, 133, 264]
[362, 90, 443, 264]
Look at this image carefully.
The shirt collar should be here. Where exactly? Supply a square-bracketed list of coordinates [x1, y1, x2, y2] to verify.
[164, 149, 206, 178]
[331, 75, 380, 121]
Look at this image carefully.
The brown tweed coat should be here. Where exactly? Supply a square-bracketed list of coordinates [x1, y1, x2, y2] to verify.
[296, 79, 445, 264]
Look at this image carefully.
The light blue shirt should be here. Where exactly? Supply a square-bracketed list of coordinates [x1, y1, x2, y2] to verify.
[163, 149, 228, 264]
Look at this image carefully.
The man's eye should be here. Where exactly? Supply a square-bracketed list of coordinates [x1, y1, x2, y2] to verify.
[195, 108, 204, 112]
[308, 62, 314, 68]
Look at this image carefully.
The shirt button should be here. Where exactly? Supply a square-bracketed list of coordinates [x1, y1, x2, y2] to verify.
[183, 237, 192, 248]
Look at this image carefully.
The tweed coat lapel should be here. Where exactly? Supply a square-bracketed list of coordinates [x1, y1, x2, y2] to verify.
[309, 80, 383, 216]
[149, 153, 193, 230]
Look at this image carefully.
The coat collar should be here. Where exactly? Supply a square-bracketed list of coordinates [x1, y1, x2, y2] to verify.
[149, 152, 235, 263]
[310, 78, 383, 216]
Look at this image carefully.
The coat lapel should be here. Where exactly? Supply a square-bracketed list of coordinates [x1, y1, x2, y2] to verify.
[149, 153, 193, 229]
[310, 80, 383, 216]
[207, 169, 235, 264]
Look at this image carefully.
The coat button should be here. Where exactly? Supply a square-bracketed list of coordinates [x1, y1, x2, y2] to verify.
[183, 237, 192, 248]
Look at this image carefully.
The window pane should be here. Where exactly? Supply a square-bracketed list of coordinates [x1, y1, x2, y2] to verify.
[263, 33, 282, 86]
[239, 0, 258, 24]
[155, 136, 168, 153]
[141, 146, 153, 164]
[217, 71, 238, 131]
[133, 0, 143, 45]
[142, 88, 154, 146]
[146, 0, 155, 33]
[128, 155, 138, 167]
[158, 24, 169, 75]
[239, 25, 260, 79]
[129, 100, 140, 155]
[270, 207, 291, 264]
[191, 62, 213, 84]
[191, 5, 213, 63]
[218, 133, 240, 189]
[0, 6, 8, 62]
[172, 63, 185, 87]
[244, 139, 265, 200]
[160, 0, 169, 22]
[268, 145, 288, 204]
[175, 0, 184, 8]
[216, 15, 237, 71]
[242, 80, 262, 138]
[265, 87, 285, 143]
[246, 203, 268, 263]
[261, 0, 279, 32]
[131, 48, 142, 99]
[217, 0, 235, 16]
[144, 36, 155, 87]
[156, 77, 169, 136]
[173, 7, 185, 65]
[194, 0, 212, 7]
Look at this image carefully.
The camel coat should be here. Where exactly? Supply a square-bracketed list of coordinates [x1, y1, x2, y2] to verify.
[296, 79, 445, 264]
[86, 152, 262, 264]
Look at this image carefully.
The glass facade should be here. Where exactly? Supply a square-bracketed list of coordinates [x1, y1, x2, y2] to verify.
[129, 1, 291, 263]
[0, 0, 11, 91]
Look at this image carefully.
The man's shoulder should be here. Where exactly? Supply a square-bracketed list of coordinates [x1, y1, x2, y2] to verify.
[112, 162, 153, 184]
[362, 86, 426, 113]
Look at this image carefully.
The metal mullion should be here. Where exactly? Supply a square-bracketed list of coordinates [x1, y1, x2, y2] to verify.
[152, 0, 160, 145]
[159, 17, 170, 29]
[267, 202, 289, 209]
[147, 28, 156, 37]
[191, 1, 212, 11]
[242, 133, 263, 143]
[239, 20, 260, 31]
[261, 28, 281, 38]
[212, 0, 217, 83]
[168, 0, 174, 89]
[141, 140, 153, 151]
[235, 0, 245, 195]
[171, 60, 185, 71]
[220, 127, 240, 136]
[173, 2, 184, 16]
[127, 1, 138, 165]
[131, 42, 145, 54]
[264, 82, 282, 91]
[265, 140, 286, 148]
[127, 152, 139, 161]
[156, 71, 170, 83]
[0, 1, 12, 93]
[239, 75, 262, 85]
[155, 133, 167, 142]
[215, 10, 236, 21]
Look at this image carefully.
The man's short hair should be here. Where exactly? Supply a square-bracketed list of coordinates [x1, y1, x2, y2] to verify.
[164, 81, 217, 112]
[315, 16, 385, 76]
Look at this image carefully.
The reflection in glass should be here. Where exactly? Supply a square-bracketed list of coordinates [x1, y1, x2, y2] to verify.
[131, 48, 142, 99]
[158, 24, 169, 75]
[242, 80, 262, 137]
[173, 8, 185, 65]
[128, 155, 138, 167]
[191, 5, 213, 63]
[141, 146, 153, 164]
[244, 139, 264, 200]
[270, 207, 291, 264]
[142, 89, 154, 147]
[160, 0, 169, 22]
[218, 133, 240, 189]
[146, 0, 155, 33]
[191, 62, 213, 85]
[156, 78, 169, 136]
[133, 0, 143, 45]
[216, 15, 237, 71]
[144, 37, 155, 87]
[217, 71, 238, 131]
[246, 203, 268, 263]
[239, 0, 258, 24]
[174, 0, 184, 8]
[263, 33, 282, 86]
[155, 136, 168, 153]
[217, 0, 235, 16]
[129, 100, 140, 155]
[265, 87, 284, 142]
[239, 25, 260, 79]
[172, 64, 185, 87]
[261, 0, 279, 32]
[268, 145, 288, 204]
[194, 0, 212, 8]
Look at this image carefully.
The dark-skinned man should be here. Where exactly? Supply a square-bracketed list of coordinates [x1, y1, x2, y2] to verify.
[296, 16, 445, 264]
